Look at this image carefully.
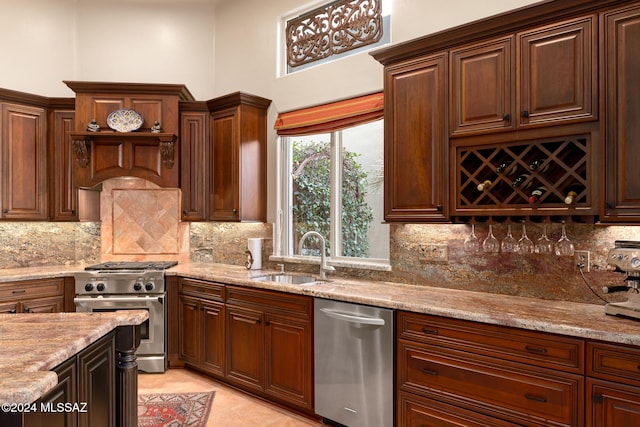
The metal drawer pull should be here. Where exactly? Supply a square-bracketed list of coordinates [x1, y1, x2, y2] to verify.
[525, 393, 547, 403]
[421, 368, 438, 376]
[11, 289, 26, 294]
[525, 345, 548, 354]
[421, 327, 439, 335]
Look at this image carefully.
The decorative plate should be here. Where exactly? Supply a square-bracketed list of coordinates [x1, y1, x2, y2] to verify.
[106, 109, 144, 132]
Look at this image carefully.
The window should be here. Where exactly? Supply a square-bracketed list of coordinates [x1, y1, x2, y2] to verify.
[274, 94, 389, 269]
[282, 0, 391, 74]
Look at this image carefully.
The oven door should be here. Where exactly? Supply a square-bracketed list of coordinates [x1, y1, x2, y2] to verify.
[74, 294, 165, 357]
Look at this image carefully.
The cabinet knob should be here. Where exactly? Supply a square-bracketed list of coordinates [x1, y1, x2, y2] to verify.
[501, 113, 510, 121]
[2, 209, 8, 214]
[23, 305, 30, 313]
[9, 308, 16, 314]
[233, 208, 238, 214]
[436, 205, 443, 212]
[521, 110, 530, 118]
[182, 210, 188, 215]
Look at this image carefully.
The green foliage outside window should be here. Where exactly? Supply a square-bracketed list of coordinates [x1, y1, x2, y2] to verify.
[292, 141, 373, 257]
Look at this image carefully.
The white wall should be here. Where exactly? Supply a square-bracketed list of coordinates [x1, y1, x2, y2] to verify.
[0, 0, 216, 98]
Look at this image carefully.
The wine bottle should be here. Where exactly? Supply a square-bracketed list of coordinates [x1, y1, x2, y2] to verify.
[528, 159, 549, 173]
[477, 179, 492, 192]
[564, 183, 583, 205]
[495, 160, 516, 176]
[528, 186, 547, 203]
[511, 173, 531, 188]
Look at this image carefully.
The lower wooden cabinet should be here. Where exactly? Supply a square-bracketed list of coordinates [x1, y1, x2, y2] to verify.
[397, 311, 584, 427]
[177, 278, 313, 414]
[0, 278, 65, 313]
[587, 341, 640, 426]
[24, 331, 115, 427]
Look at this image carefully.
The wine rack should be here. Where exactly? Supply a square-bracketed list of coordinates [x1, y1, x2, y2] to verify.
[453, 134, 593, 217]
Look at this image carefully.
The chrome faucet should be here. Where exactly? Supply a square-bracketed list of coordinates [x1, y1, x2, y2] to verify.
[298, 231, 335, 279]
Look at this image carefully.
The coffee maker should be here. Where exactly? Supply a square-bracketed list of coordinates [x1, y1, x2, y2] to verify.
[604, 241, 640, 320]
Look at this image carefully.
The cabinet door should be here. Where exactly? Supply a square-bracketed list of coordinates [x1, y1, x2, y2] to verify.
[264, 313, 313, 410]
[178, 294, 201, 366]
[518, 15, 597, 127]
[226, 305, 263, 391]
[22, 296, 64, 313]
[77, 332, 115, 427]
[602, 4, 640, 221]
[1, 103, 48, 219]
[202, 300, 225, 377]
[50, 110, 77, 221]
[588, 378, 640, 427]
[210, 107, 240, 221]
[180, 111, 208, 221]
[26, 358, 78, 427]
[450, 36, 514, 136]
[384, 53, 448, 222]
[0, 301, 18, 313]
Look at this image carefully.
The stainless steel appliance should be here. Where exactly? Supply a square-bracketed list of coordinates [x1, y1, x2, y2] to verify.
[74, 261, 177, 373]
[314, 298, 394, 427]
[605, 241, 640, 320]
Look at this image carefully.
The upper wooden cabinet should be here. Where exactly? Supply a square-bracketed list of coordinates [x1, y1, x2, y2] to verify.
[65, 81, 194, 189]
[383, 53, 448, 222]
[450, 15, 597, 137]
[179, 103, 209, 221]
[601, 3, 640, 222]
[49, 107, 78, 221]
[0, 102, 48, 220]
[372, 0, 636, 223]
[207, 92, 271, 222]
[450, 36, 514, 136]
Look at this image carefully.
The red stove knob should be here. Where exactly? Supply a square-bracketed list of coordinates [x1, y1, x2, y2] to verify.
[145, 283, 155, 291]
[133, 282, 143, 291]
[84, 283, 94, 292]
[96, 283, 106, 292]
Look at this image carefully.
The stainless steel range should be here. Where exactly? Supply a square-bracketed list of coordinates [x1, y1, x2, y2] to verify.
[605, 241, 640, 320]
[74, 261, 177, 373]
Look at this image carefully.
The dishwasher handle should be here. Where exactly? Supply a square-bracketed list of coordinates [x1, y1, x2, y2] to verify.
[319, 307, 386, 326]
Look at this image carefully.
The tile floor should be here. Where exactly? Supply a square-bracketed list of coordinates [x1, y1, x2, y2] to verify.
[138, 369, 325, 427]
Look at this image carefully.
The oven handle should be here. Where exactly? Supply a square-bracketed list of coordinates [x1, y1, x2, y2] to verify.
[74, 295, 164, 304]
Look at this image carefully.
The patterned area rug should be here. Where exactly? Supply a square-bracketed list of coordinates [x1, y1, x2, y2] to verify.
[138, 392, 215, 427]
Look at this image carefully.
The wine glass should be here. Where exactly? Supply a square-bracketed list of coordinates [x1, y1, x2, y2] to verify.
[517, 222, 536, 253]
[536, 223, 554, 254]
[482, 223, 500, 253]
[464, 223, 481, 253]
[554, 222, 575, 256]
[500, 223, 518, 253]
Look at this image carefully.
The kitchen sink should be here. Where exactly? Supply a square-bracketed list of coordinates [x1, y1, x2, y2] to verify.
[252, 273, 323, 285]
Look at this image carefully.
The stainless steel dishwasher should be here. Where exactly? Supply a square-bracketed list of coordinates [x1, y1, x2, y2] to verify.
[314, 298, 394, 427]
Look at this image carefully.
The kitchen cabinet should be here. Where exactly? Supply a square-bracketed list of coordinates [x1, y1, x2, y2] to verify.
[397, 311, 584, 426]
[49, 108, 78, 221]
[0, 278, 65, 313]
[0, 102, 48, 220]
[601, 3, 640, 222]
[586, 341, 640, 426]
[178, 278, 225, 377]
[382, 52, 448, 222]
[179, 105, 209, 221]
[23, 331, 115, 427]
[207, 92, 271, 222]
[225, 285, 314, 411]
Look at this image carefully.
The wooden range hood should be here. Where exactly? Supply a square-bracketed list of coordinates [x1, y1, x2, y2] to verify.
[65, 81, 194, 189]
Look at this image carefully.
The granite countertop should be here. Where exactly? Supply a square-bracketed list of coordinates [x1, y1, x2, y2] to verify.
[169, 263, 640, 346]
[0, 310, 148, 405]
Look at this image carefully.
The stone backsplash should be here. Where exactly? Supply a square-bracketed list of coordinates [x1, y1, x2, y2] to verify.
[1, 215, 639, 305]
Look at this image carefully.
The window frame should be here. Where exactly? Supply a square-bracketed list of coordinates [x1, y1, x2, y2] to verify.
[272, 123, 391, 272]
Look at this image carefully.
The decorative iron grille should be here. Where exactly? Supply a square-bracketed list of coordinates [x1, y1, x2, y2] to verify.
[286, 0, 383, 68]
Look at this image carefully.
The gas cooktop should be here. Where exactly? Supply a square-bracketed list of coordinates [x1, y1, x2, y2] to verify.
[84, 261, 178, 271]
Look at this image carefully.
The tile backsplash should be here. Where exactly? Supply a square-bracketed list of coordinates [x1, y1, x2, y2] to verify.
[1, 180, 639, 305]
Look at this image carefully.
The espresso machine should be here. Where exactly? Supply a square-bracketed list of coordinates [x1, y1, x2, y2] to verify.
[604, 241, 640, 320]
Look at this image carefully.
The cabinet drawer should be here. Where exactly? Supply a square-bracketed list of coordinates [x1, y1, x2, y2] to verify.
[179, 278, 224, 301]
[0, 278, 64, 301]
[398, 311, 583, 373]
[226, 286, 311, 319]
[399, 343, 583, 426]
[587, 341, 640, 387]
[399, 391, 516, 427]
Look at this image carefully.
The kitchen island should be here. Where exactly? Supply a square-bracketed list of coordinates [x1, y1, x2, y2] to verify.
[0, 310, 147, 427]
